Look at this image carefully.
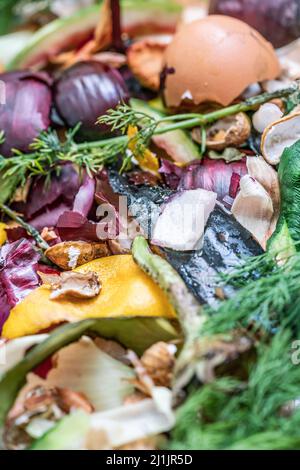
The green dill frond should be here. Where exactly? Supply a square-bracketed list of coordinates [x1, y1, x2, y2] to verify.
[97, 102, 156, 134]
[203, 248, 300, 336]
[171, 331, 300, 450]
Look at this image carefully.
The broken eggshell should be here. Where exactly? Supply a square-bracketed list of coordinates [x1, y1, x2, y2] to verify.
[261, 112, 300, 165]
[231, 156, 280, 250]
[163, 15, 280, 109]
[192, 112, 251, 151]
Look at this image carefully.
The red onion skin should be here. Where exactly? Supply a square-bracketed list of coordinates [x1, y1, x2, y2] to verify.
[0, 72, 52, 157]
[53, 61, 129, 139]
[110, 0, 125, 52]
[160, 157, 247, 205]
[209, 0, 300, 48]
[56, 211, 101, 242]
[73, 174, 95, 217]
[22, 164, 80, 220]
[0, 239, 40, 331]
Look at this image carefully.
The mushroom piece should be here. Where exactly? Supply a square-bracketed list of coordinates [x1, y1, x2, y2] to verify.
[45, 241, 110, 270]
[127, 36, 172, 91]
[261, 112, 300, 165]
[39, 271, 101, 300]
[192, 113, 251, 151]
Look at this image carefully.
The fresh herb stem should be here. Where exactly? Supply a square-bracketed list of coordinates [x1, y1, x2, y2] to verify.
[155, 83, 298, 129]
[0, 202, 49, 250]
[0, 84, 298, 201]
[76, 135, 128, 151]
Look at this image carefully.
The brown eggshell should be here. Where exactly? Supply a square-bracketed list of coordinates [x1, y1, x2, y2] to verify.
[163, 15, 280, 108]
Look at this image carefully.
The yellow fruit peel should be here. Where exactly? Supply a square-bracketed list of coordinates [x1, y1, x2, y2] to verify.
[0, 223, 7, 246]
[3, 255, 175, 339]
[127, 125, 159, 174]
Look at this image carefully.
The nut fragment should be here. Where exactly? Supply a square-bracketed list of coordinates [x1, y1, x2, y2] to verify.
[127, 36, 171, 91]
[3, 385, 93, 450]
[40, 271, 101, 300]
[192, 113, 251, 151]
[45, 241, 110, 270]
[261, 112, 300, 165]
[141, 342, 177, 388]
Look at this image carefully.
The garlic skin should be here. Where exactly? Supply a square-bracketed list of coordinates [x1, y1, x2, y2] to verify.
[261, 112, 300, 165]
[252, 103, 283, 133]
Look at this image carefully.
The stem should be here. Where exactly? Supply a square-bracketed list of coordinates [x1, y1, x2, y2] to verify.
[76, 135, 127, 151]
[0, 203, 49, 251]
[110, 0, 124, 52]
[156, 84, 298, 128]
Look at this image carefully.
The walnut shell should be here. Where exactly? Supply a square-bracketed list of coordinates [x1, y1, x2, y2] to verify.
[141, 342, 176, 387]
[45, 241, 110, 270]
[192, 112, 251, 151]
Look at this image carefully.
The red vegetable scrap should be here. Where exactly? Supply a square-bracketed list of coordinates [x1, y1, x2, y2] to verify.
[53, 61, 129, 139]
[0, 239, 40, 331]
[0, 72, 52, 157]
[209, 0, 300, 48]
[160, 157, 247, 206]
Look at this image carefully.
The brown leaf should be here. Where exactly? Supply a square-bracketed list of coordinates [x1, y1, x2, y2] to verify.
[127, 37, 171, 91]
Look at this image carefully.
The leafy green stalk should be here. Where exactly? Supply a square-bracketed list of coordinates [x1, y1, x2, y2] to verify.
[268, 140, 300, 256]
[0, 85, 297, 204]
[99, 83, 298, 147]
[0, 202, 49, 250]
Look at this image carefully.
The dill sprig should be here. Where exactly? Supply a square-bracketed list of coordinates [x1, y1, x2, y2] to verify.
[0, 83, 298, 204]
[0, 202, 49, 250]
[202, 250, 300, 337]
[0, 126, 128, 193]
[98, 102, 156, 133]
[99, 83, 299, 145]
[171, 331, 300, 450]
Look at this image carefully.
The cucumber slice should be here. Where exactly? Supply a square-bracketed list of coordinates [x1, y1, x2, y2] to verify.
[29, 411, 90, 450]
[7, 1, 181, 70]
[130, 98, 201, 163]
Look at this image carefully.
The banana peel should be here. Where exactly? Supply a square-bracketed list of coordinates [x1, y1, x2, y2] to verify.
[2, 254, 176, 339]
